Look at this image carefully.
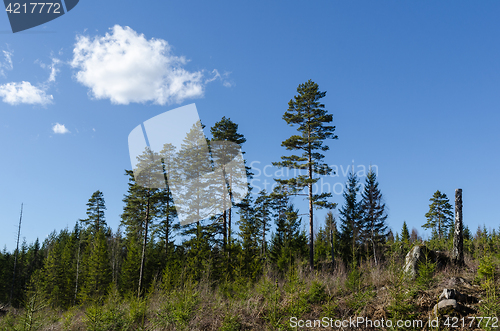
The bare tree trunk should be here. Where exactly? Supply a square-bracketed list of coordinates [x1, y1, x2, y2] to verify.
[74, 232, 81, 305]
[308, 127, 314, 271]
[452, 188, 464, 267]
[330, 226, 335, 269]
[10, 203, 23, 305]
[138, 194, 150, 298]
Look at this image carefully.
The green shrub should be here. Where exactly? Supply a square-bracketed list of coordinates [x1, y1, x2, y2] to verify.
[307, 281, 327, 304]
[477, 255, 496, 282]
[415, 257, 436, 289]
[346, 265, 363, 292]
[220, 315, 241, 331]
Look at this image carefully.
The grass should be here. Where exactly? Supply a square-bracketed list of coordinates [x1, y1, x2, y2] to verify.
[0, 252, 498, 330]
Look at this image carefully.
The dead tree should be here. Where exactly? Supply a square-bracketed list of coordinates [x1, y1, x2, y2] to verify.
[452, 188, 464, 267]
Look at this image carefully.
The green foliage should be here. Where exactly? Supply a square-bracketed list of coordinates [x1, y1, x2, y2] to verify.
[273, 80, 337, 269]
[338, 170, 362, 265]
[81, 190, 107, 234]
[359, 168, 388, 265]
[220, 315, 241, 331]
[386, 255, 417, 322]
[307, 281, 327, 303]
[415, 256, 436, 290]
[477, 254, 496, 283]
[478, 280, 500, 322]
[347, 288, 375, 313]
[401, 221, 410, 248]
[345, 262, 363, 292]
[423, 190, 453, 240]
[155, 284, 199, 329]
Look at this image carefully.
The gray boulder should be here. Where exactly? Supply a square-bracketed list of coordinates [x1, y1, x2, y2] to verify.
[403, 245, 449, 279]
[433, 299, 459, 315]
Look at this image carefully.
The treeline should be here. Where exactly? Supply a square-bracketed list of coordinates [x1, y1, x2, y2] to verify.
[1, 80, 500, 312]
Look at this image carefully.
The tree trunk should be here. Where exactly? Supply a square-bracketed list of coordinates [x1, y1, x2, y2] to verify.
[138, 193, 150, 298]
[452, 188, 464, 267]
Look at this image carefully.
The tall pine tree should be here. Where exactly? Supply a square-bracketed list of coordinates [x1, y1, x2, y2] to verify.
[273, 80, 337, 270]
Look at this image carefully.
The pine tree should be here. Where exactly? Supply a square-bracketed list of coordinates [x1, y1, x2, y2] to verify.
[121, 155, 161, 297]
[176, 121, 217, 281]
[423, 190, 453, 240]
[359, 168, 388, 265]
[338, 169, 362, 266]
[82, 191, 107, 234]
[273, 80, 337, 270]
[210, 117, 247, 251]
[154, 143, 178, 270]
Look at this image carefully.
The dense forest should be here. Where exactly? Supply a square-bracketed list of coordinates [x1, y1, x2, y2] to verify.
[1, 80, 499, 330]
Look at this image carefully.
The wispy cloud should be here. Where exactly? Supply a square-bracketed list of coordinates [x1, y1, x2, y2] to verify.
[0, 81, 53, 105]
[52, 123, 70, 134]
[205, 69, 233, 87]
[0, 48, 13, 78]
[71, 25, 223, 105]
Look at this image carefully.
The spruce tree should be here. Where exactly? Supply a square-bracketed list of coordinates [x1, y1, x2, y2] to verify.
[81, 229, 111, 301]
[423, 190, 453, 240]
[359, 168, 388, 265]
[237, 195, 261, 279]
[401, 221, 410, 252]
[254, 190, 272, 259]
[273, 80, 337, 269]
[269, 186, 306, 271]
[338, 169, 362, 266]
[325, 211, 338, 267]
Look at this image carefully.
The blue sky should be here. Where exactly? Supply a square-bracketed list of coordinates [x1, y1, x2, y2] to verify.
[1, 0, 500, 251]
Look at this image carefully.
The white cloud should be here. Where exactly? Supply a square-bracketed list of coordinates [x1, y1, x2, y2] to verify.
[71, 25, 209, 105]
[0, 81, 53, 105]
[0, 49, 13, 77]
[52, 123, 70, 134]
[48, 58, 60, 82]
[205, 69, 233, 87]
[37, 57, 61, 83]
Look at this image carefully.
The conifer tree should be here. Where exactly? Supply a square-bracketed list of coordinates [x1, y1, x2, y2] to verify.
[155, 143, 178, 269]
[338, 169, 362, 266]
[423, 190, 453, 240]
[210, 117, 247, 251]
[237, 195, 261, 279]
[254, 190, 272, 259]
[269, 186, 306, 271]
[273, 80, 337, 270]
[359, 168, 388, 265]
[401, 221, 410, 251]
[121, 154, 161, 296]
[81, 229, 111, 301]
[82, 191, 106, 234]
[325, 211, 338, 267]
[176, 122, 217, 281]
